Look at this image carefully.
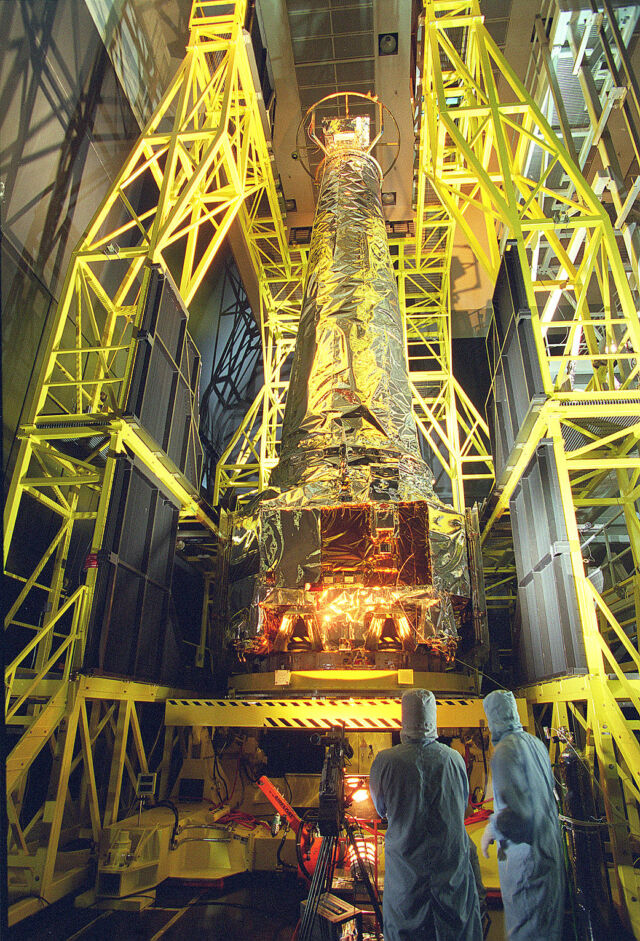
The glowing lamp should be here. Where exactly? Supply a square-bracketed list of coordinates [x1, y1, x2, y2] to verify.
[350, 788, 369, 804]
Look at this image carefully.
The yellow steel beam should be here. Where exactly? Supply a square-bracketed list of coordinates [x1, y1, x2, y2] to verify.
[164, 695, 528, 730]
[418, 3, 640, 929]
[229, 669, 477, 695]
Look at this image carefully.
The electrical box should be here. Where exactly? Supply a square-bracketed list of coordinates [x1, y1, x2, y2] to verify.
[135, 773, 157, 798]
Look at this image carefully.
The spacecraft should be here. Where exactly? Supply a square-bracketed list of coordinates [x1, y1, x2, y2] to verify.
[228, 95, 486, 674]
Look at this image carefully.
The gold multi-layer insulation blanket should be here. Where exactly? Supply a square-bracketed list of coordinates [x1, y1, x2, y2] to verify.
[270, 149, 434, 504]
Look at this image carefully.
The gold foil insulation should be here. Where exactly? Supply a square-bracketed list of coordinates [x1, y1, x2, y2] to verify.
[270, 150, 435, 504]
[228, 129, 475, 666]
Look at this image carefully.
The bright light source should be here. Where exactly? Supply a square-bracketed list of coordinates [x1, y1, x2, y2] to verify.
[350, 788, 369, 803]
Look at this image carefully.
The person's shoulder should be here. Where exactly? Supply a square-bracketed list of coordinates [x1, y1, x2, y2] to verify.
[372, 741, 420, 766]
[371, 744, 398, 767]
[439, 742, 466, 769]
[526, 731, 553, 761]
[491, 732, 522, 763]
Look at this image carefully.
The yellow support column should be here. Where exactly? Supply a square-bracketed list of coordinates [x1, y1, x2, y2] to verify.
[418, 1, 640, 930]
[4, 0, 287, 921]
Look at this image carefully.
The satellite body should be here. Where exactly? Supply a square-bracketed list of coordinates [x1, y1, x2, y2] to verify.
[231, 111, 483, 671]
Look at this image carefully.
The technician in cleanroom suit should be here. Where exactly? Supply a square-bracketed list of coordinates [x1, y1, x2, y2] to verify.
[369, 689, 482, 941]
[481, 690, 565, 940]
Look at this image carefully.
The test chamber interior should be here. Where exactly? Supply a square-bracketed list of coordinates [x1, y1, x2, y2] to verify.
[88, 709, 505, 911]
[5, 0, 640, 934]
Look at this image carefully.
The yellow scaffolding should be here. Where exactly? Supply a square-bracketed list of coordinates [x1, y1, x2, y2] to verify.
[3, 0, 289, 919]
[416, 0, 640, 931]
[5, 0, 640, 932]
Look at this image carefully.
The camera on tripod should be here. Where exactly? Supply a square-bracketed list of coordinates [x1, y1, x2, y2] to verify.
[313, 728, 354, 837]
[299, 727, 383, 941]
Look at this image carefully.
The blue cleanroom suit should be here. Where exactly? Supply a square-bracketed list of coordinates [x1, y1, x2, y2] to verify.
[370, 689, 482, 941]
[482, 690, 565, 941]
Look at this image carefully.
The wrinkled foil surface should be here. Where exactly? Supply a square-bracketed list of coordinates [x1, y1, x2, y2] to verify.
[428, 505, 471, 597]
[229, 141, 474, 664]
[270, 150, 435, 504]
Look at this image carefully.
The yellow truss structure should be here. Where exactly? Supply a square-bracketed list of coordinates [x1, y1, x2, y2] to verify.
[4, 0, 288, 686]
[5, 0, 640, 932]
[416, 0, 640, 930]
[3, 0, 290, 919]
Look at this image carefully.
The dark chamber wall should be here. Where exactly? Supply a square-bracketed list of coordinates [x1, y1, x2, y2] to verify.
[0, 0, 140, 483]
[1, 4, 204, 688]
[487, 245, 587, 684]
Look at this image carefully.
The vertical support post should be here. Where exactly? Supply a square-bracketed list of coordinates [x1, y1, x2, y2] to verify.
[196, 575, 211, 669]
[159, 727, 175, 800]
[533, 16, 580, 167]
[38, 690, 82, 895]
[78, 698, 102, 843]
[103, 699, 132, 828]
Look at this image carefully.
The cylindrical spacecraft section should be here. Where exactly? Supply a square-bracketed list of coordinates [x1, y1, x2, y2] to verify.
[224, 102, 486, 673]
[271, 144, 433, 502]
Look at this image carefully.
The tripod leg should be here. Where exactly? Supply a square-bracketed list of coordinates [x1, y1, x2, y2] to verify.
[299, 835, 336, 941]
[346, 826, 384, 937]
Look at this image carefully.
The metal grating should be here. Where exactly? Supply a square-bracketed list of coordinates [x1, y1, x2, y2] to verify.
[287, 0, 375, 139]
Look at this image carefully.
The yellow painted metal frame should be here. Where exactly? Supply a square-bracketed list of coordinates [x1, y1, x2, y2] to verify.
[416, 1, 640, 930]
[5, 675, 192, 925]
[164, 694, 528, 732]
[4, 0, 288, 699]
[3, 0, 290, 920]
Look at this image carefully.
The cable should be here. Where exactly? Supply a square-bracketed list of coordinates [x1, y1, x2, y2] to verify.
[239, 754, 263, 785]
[228, 757, 241, 803]
[11, 893, 50, 907]
[214, 811, 270, 831]
[453, 656, 510, 690]
[277, 823, 296, 871]
[295, 809, 319, 882]
[211, 734, 230, 804]
[153, 800, 180, 845]
[549, 730, 640, 841]
[146, 717, 166, 771]
[214, 753, 229, 802]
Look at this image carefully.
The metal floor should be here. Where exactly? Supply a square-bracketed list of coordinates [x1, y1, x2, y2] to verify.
[7, 873, 506, 941]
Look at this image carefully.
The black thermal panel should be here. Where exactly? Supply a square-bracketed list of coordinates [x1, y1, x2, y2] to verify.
[126, 266, 203, 488]
[486, 247, 586, 683]
[263, 730, 325, 777]
[487, 245, 545, 480]
[84, 454, 183, 684]
[510, 441, 587, 684]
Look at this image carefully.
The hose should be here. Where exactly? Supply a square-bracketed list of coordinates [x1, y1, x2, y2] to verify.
[154, 799, 180, 846]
